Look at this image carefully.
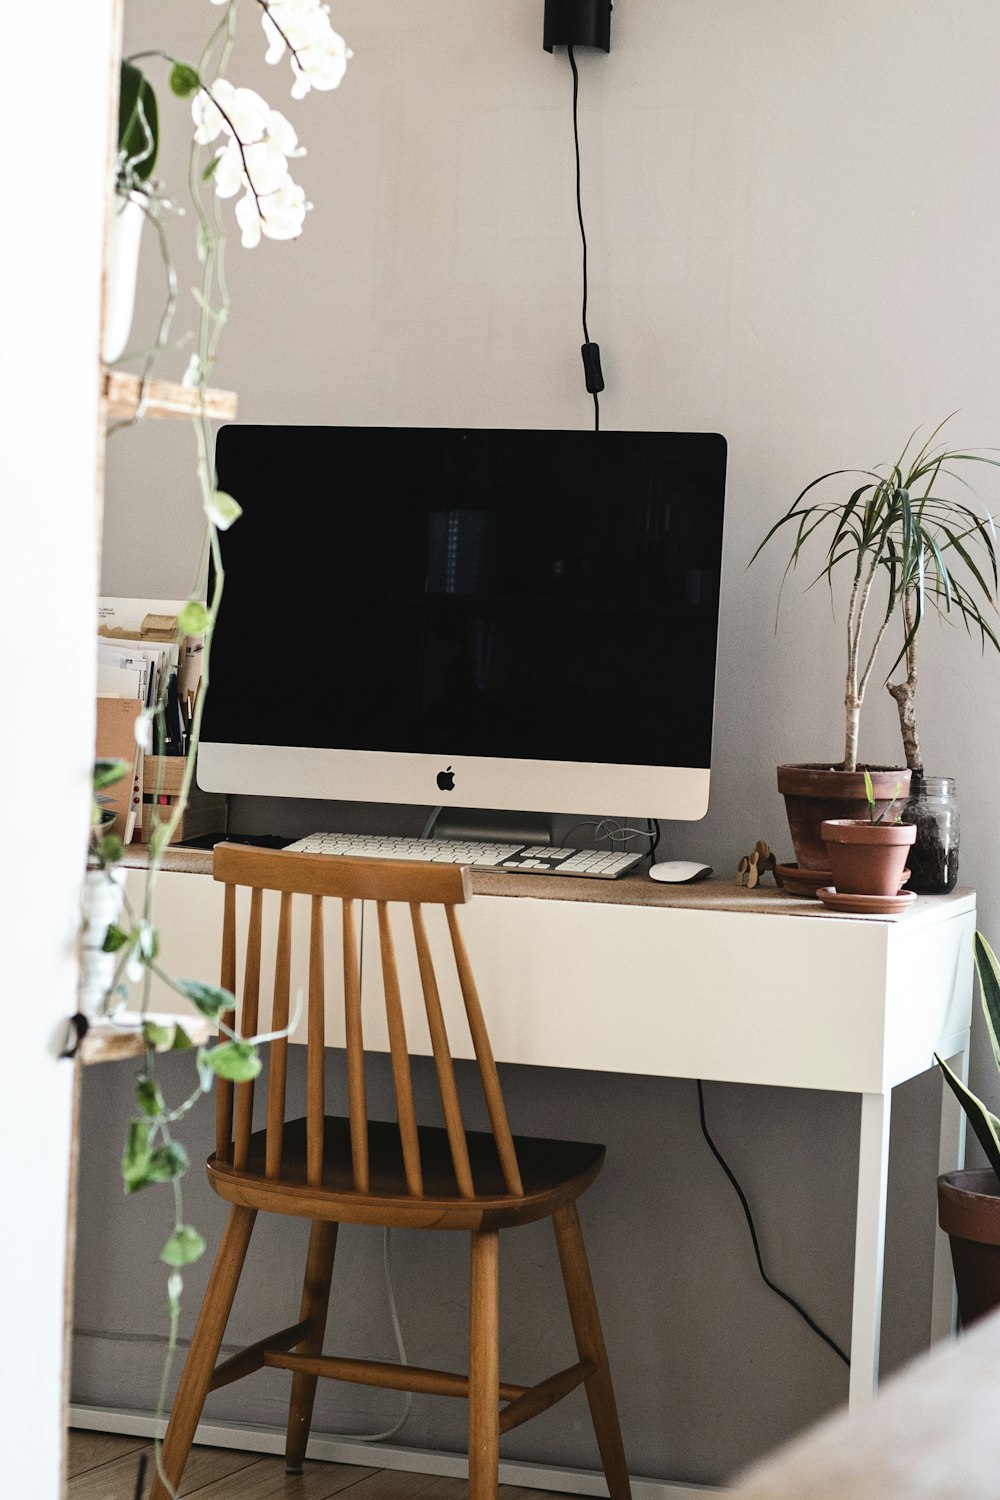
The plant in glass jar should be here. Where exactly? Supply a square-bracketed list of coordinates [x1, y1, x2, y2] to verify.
[750, 418, 1000, 877]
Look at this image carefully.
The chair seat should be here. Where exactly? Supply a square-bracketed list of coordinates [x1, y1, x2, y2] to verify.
[208, 1116, 606, 1231]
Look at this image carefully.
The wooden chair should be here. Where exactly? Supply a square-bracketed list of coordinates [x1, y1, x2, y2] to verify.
[149, 843, 631, 1500]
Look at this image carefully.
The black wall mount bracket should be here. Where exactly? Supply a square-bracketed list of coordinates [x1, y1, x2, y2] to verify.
[543, 0, 612, 53]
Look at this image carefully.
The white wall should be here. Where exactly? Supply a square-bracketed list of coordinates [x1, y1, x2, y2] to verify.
[0, 2, 117, 1495]
[89, 1, 1000, 1486]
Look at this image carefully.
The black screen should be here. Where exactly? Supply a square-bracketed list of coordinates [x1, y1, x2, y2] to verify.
[203, 425, 727, 769]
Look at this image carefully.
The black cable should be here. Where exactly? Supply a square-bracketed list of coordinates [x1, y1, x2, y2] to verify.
[131, 1451, 147, 1500]
[648, 818, 661, 862]
[567, 43, 600, 431]
[695, 1079, 850, 1367]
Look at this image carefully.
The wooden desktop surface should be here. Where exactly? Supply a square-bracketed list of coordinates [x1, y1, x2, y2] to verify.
[122, 845, 969, 922]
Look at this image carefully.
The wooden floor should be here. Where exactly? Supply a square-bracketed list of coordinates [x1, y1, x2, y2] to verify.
[67, 1430, 570, 1499]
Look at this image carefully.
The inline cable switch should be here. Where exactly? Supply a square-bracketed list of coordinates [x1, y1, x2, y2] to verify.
[581, 341, 604, 393]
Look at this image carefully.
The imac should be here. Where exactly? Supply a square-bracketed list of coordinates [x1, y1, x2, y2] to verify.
[197, 424, 727, 826]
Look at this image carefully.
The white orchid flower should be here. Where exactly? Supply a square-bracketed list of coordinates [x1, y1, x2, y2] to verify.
[266, 109, 306, 159]
[211, 141, 245, 199]
[192, 80, 270, 147]
[260, 0, 352, 97]
[235, 176, 311, 248]
[242, 136, 296, 196]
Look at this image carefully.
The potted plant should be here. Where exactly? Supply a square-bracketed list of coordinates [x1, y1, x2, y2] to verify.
[751, 420, 1000, 875]
[820, 771, 915, 899]
[104, 60, 160, 363]
[937, 933, 1000, 1327]
[84, 6, 353, 1491]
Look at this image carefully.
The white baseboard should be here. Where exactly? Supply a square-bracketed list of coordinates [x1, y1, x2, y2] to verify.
[68, 1403, 724, 1498]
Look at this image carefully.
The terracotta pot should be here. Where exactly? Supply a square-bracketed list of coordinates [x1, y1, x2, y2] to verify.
[776, 764, 912, 872]
[938, 1168, 1000, 1328]
[821, 817, 917, 897]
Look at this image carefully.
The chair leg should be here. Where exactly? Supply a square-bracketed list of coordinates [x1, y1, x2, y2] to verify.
[148, 1205, 257, 1500]
[468, 1228, 500, 1500]
[284, 1219, 340, 1473]
[552, 1203, 632, 1500]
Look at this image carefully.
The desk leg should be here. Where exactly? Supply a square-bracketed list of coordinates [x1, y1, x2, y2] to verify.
[931, 1039, 970, 1344]
[849, 1091, 891, 1409]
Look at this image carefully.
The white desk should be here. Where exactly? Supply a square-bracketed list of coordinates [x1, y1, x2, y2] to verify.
[123, 853, 975, 1418]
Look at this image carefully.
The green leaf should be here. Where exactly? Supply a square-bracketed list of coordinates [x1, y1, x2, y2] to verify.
[122, 1119, 151, 1193]
[142, 1020, 173, 1050]
[974, 933, 1000, 1074]
[863, 769, 874, 808]
[98, 834, 124, 868]
[196, 1049, 217, 1093]
[200, 1040, 262, 1084]
[101, 923, 129, 953]
[171, 1023, 196, 1052]
[208, 490, 242, 531]
[178, 601, 211, 637]
[169, 63, 201, 99]
[135, 1074, 165, 1118]
[202, 155, 221, 183]
[146, 1141, 190, 1183]
[167, 1270, 184, 1314]
[176, 978, 236, 1019]
[94, 758, 130, 790]
[138, 921, 159, 962]
[161, 1225, 206, 1267]
[118, 61, 159, 181]
[935, 1053, 1000, 1181]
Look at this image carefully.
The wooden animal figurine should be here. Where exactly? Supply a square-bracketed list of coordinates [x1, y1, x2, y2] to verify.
[736, 839, 783, 888]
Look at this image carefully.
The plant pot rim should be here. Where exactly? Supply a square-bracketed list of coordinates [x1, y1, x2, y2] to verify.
[777, 763, 912, 795]
[821, 818, 917, 846]
[938, 1168, 1000, 1244]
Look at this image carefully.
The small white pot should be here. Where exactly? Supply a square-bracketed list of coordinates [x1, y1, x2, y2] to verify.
[79, 866, 127, 1020]
[102, 192, 146, 363]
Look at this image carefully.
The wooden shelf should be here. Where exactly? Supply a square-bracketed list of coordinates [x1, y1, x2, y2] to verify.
[77, 1012, 213, 1066]
[103, 369, 238, 424]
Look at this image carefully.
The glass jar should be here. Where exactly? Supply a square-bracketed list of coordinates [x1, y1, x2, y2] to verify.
[900, 775, 960, 894]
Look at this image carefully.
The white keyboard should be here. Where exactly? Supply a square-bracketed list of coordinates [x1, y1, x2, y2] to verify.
[283, 832, 645, 879]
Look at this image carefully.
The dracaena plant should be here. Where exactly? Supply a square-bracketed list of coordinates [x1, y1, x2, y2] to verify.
[750, 418, 1000, 773]
[937, 933, 1000, 1186]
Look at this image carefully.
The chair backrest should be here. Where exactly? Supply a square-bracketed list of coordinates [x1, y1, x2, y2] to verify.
[211, 844, 524, 1200]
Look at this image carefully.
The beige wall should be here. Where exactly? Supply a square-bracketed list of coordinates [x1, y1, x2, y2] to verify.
[87, 1, 1000, 1486]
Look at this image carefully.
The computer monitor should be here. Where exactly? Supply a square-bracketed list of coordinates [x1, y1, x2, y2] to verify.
[197, 424, 728, 824]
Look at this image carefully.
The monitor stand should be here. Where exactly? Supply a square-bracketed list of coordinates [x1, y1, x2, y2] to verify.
[423, 805, 553, 847]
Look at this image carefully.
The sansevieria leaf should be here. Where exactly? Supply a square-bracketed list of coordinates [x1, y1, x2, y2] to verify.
[935, 1052, 1000, 1182]
[974, 931, 1000, 1075]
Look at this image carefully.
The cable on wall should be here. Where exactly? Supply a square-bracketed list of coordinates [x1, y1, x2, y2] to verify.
[566, 42, 604, 430]
[695, 1079, 850, 1368]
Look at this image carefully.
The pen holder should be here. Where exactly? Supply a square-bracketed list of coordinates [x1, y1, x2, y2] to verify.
[140, 754, 227, 846]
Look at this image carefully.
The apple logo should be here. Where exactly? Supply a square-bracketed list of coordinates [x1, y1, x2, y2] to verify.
[436, 765, 456, 792]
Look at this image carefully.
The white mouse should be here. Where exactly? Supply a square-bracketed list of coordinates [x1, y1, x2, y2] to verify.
[648, 860, 713, 884]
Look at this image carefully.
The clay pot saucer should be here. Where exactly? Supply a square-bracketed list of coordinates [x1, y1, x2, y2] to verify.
[774, 862, 832, 898]
[816, 887, 917, 915]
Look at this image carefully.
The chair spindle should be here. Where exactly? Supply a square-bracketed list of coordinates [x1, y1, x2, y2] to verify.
[216, 882, 238, 1161]
[307, 895, 325, 1188]
[234, 886, 263, 1171]
[265, 890, 293, 1179]
[377, 900, 423, 1197]
[411, 903, 475, 1198]
[447, 906, 523, 1197]
[342, 898, 369, 1192]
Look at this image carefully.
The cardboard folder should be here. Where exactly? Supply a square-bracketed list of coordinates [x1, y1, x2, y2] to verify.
[96, 696, 143, 842]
